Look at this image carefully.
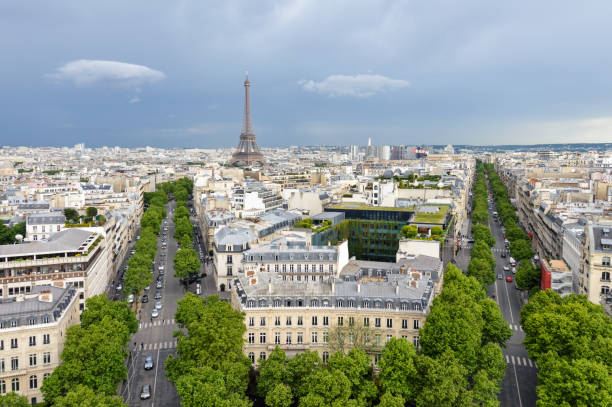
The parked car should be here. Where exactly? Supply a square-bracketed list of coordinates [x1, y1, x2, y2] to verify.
[157, 275, 163, 282]
[501, 252, 507, 258]
[156, 281, 163, 289]
[152, 309, 159, 318]
[142, 294, 149, 303]
[154, 291, 162, 300]
[144, 356, 154, 370]
[503, 266, 510, 271]
[127, 294, 134, 304]
[155, 301, 163, 310]
[497, 274, 503, 279]
[140, 384, 151, 400]
[506, 276, 513, 283]
[116, 284, 123, 291]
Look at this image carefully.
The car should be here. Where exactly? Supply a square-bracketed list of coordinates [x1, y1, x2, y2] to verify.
[152, 309, 159, 318]
[156, 281, 163, 289]
[157, 275, 163, 282]
[467, 239, 475, 244]
[506, 276, 513, 283]
[140, 384, 151, 400]
[116, 284, 123, 291]
[512, 267, 516, 274]
[142, 294, 149, 303]
[127, 294, 134, 304]
[144, 356, 154, 370]
[501, 252, 507, 258]
[124, 265, 129, 271]
[503, 266, 510, 271]
[154, 291, 162, 300]
[130, 250, 136, 255]
[497, 274, 503, 279]
[144, 284, 150, 291]
[155, 301, 162, 310]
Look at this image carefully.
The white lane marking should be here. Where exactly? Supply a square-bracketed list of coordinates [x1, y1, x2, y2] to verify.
[505, 355, 510, 363]
[528, 359, 533, 368]
[511, 355, 516, 365]
[152, 348, 161, 407]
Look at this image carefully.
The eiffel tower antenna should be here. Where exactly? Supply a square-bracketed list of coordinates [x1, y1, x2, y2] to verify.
[229, 74, 265, 166]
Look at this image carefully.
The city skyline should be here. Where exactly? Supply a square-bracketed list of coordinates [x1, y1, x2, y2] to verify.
[2, 1, 612, 148]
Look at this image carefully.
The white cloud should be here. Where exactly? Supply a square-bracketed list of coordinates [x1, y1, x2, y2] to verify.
[300, 74, 409, 97]
[47, 59, 165, 87]
[128, 96, 141, 104]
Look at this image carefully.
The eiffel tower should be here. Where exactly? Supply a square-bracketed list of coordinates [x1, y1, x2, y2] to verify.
[229, 74, 265, 166]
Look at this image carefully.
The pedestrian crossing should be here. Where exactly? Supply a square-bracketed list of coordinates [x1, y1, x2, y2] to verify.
[504, 354, 536, 369]
[509, 324, 523, 332]
[142, 340, 178, 351]
[139, 318, 176, 329]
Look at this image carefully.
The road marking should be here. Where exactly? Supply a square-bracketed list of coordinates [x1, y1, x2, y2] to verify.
[505, 355, 510, 363]
[152, 348, 161, 407]
[527, 358, 532, 367]
[522, 357, 528, 366]
[503, 270, 515, 324]
[511, 355, 516, 365]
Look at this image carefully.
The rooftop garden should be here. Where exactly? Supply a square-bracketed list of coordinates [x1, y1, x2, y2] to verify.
[411, 205, 450, 224]
[293, 218, 333, 233]
[328, 203, 415, 212]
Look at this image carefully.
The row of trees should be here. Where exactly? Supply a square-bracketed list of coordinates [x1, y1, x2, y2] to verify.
[255, 265, 512, 407]
[520, 290, 612, 406]
[484, 164, 538, 292]
[124, 189, 168, 296]
[170, 179, 201, 281]
[467, 162, 497, 287]
[41, 295, 136, 406]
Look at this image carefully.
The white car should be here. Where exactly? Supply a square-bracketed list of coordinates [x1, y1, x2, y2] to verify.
[127, 294, 134, 304]
[151, 309, 159, 318]
[155, 301, 163, 310]
[503, 266, 510, 271]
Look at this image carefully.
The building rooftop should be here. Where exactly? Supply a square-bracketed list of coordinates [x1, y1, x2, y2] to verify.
[0, 228, 98, 257]
[328, 203, 414, 212]
[0, 284, 77, 327]
[27, 211, 66, 225]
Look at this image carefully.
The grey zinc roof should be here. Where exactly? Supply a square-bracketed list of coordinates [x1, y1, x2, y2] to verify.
[0, 228, 95, 257]
[214, 227, 256, 246]
[0, 284, 77, 324]
[243, 242, 338, 263]
[27, 212, 66, 225]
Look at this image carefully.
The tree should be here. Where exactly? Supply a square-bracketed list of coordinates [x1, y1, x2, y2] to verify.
[174, 205, 190, 220]
[467, 257, 495, 288]
[400, 225, 418, 239]
[298, 369, 353, 407]
[80, 294, 138, 335]
[413, 351, 472, 407]
[328, 349, 377, 405]
[510, 239, 535, 261]
[86, 206, 98, 218]
[53, 384, 127, 407]
[180, 234, 193, 249]
[430, 226, 443, 236]
[472, 224, 495, 248]
[257, 347, 290, 399]
[326, 321, 377, 354]
[64, 207, 79, 223]
[173, 365, 251, 407]
[378, 338, 418, 401]
[0, 392, 29, 407]
[377, 392, 405, 407]
[174, 248, 201, 280]
[174, 293, 207, 328]
[515, 260, 540, 291]
[286, 351, 323, 400]
[266, 383, 293, 407]
[480, 299, 512, 345]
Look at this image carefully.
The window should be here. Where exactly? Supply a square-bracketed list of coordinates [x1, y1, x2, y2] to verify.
[603, 257, 611, 267]
[274, 299, 281, 307]
[249, 317, 254, 327]
[11, 379, 18, 392]
[323, 332, 329, 343]
[259, 352, 266, 361]
[274, 264, 279, 272]
[348, 317, 355, 326]
[297, 316, 303, 326]
[29, 354, 37, 366]
[0, 340, 3, 351]
[323, 316, 329, 326]
[337, 316, 344, 326]
[28, 317, 36, 326]
[312, 316, 318, 326]
[43, 353, 50, 364]
[43, 373, 50, 381]
[375, 318, 381, 328]
[364, 300, 370, 308]
[43, 334, 50, 344]
[322, 351, 329, 363]
[413, 336, 419, 347]
[386, 302, 393, 309]
[386, 318, 393, 328]
[227, 266, 233, 276]
[375, 334, 381, 347]
[297, 332, 303, 344]
[248, 333, 255, 344]
[329, 265, 334, 274]
[10, 339, 17, 349]
[42, 315, 50, 323]
[312, 332, 318, 343]
[0, 380, 4, 394]
[275, 316, 281, 326]
[402, 319, 408, 329]
[282, 265, 287, 272]
[290, 265, 294, 273]
[29, 336, 36, 346]
[286, 317, 292, 326]
[602, 286, 610, 295]
[29, 375, 37, 389]
[363, 317, 370, 327]
[374, 354, 381, 365]
[286, 333, 292, 344]
[248, 353, 255, 364]
[260, 317, 266, 326]
[414, 320, 420, 330]
[0, 359, 4, 373]
[260, 333, 266, 344]
[319, 265, 324, 273]
[386, 334, 393, 343]
[227, 255, 233, 264]
[349, 333, 355, 344]
[275, 332, 281, 344]
[11, 357, 18, 371]
[10, 320, 17, 328]
[602, 271, 611, 282]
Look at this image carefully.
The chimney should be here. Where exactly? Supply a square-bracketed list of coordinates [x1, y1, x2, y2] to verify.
[331, 278, 335, 293]
[395, 281, 399, 295]
[357, 278, 361, 293]
[268, 280, 272, 294]
[16, 294, 25, 302]
[38, 290, 53, 302]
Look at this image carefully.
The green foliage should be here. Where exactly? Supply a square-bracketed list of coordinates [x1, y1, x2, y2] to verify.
[174, 248, 201, 279]
[515, 260, 540, 291]
[520, 290, 612, 407]
[64, 208, 79, 223]
[298, 369, 353, 407]
[328, 349, 377, 405]
[166, 295, 251, 406]
[400, 224, 418, 238]
[0, 392, 29, 407]
[266, 383, 293, 407]
[378, 338, 418, 401]
[509, 239, 535, 261]
[86, 206, 98, 218]
[0, 222, 25, 244]
[472, 223, 495, 248]
[80, 294, 138, 334]
[43, 169, 63, 175]
[53, 384, 127, 407]
[430, 226, 443, 236]
[377, 392, 405, 407]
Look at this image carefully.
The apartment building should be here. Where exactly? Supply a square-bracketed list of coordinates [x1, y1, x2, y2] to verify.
[232, 256, 442, 364]
[24, 212, 66, 242]
[580, 222, 612, 304]
[0, 228, 111, 309]
[0, 284, 79, 405]
[539, 258, 572, 297]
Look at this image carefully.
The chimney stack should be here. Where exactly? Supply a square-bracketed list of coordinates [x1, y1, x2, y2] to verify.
[395, 281, 399, 295]
[357, 278, 361, 293]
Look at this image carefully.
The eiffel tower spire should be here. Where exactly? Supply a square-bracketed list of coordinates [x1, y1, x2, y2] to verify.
[230, 74, 265, 166]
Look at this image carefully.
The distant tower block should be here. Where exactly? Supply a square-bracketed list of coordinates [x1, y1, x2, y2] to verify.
[230, 75, 265, 166]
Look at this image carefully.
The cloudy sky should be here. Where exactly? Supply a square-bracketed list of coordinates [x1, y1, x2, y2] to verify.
[2, 1, 612, 148]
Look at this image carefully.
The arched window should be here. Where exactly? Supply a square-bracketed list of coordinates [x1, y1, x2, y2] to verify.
[29, 375, 37, 389]
[337, 299, 344, 307]
[274, 299, 281, 307]
[259, 352, 267, 361]
[386, 301, 394, 309]
[322, 351, 329, 363]
[400, 302, 409, 310]
[348, 300, 355, 308]
[247, 299, 256, 308]
[248, 352, 255, 364]
[322, 299, 330, 307]
[363, 300, 370, 308]
[310, 299, 318, 307]
[258, 299, 267, 307]
[0, 380, 5, 395]
[11, 378, 19, 392]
